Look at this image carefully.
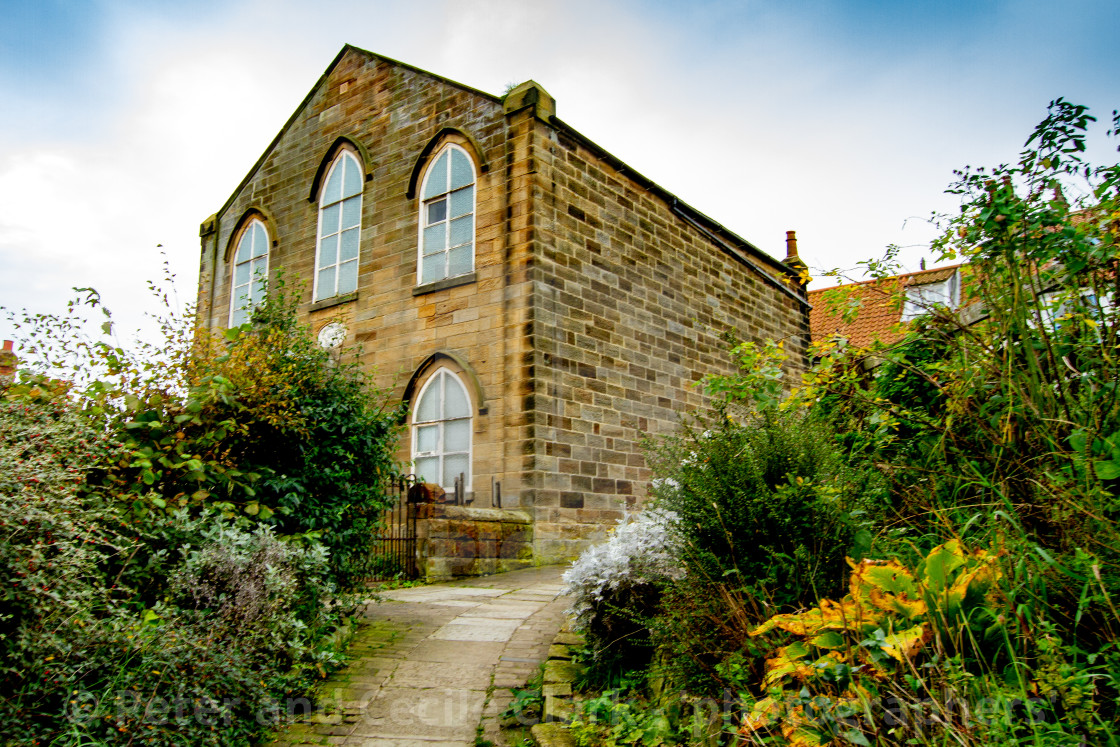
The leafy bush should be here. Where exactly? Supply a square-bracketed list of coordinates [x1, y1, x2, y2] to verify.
[648, 407, 866, 612]
[740, 542, 1109, 746]
[805, 100, 1120, 647]
[0, 393, 347, 744]
[78, 282, 405, 588]
[566, 100, 1120, 745]
[0, 275, 402, 744]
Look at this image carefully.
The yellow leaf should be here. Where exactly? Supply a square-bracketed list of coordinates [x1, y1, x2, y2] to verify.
[880, 624, 932, 662]
[866, 587, 927, 620]
[850, 559, 918, 598]
[739, 697, 781, 734]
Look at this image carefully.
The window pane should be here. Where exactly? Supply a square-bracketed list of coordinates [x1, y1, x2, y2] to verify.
[317, 266, 336, 299]
[337, 258, 358, 294]
[443, 377, 469, 417]
[323, 163, 343, 204]
[444, 419, 470, 451]
[233, 285, 250, 312]
[319, 234, 338, 266]
[251, 255, 267, 278]
[250, 222, 268, 257]
[339, 227, 359, 261]
[342, 195, 361, 229]
[234, 261, 250, 287]
[427, 198, 447, 225]
[450, 149, 473, 190]
[443, 454, 469, 487]
[449, 215, 473, 247]
[320, 203, 340, 237]
[251, 274, 267, 303]
[422, 253, 445, 284]
[448, 244, 472, 277]
[449, 186, 473, 219]
[235, 233, 252, 263]
[342, 154, 362, 197]
[416, 424, 439, 453]
[415, 383, 440, 422]
[423, 224, 446, 255]
[414, 457, 439, 485]
[424, 152, 449, 198]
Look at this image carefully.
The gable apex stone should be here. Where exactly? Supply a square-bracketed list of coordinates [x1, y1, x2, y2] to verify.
[502, 80, 556, 121]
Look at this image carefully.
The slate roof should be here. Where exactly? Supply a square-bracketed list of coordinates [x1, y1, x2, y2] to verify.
[809, 264, 964, 348]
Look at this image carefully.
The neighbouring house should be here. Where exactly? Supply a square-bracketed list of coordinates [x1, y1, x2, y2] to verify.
[196, 45, 811, 568]
[809, 264, 970, 348]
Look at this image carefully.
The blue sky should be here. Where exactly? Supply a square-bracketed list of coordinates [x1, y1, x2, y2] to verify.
[1, 0, 1117, 342]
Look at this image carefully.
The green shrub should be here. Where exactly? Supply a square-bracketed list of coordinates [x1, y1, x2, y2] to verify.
[805, 100, 1120, 649]
[740, 542, 1113, 746]
[0, 392, 347, 744]
[0, 274, 401, 743]
[648, 407, 865, 611]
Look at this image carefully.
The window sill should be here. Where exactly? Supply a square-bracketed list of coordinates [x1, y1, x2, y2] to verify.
[310, 292, 358, 312]
[412, 272, 476, 296]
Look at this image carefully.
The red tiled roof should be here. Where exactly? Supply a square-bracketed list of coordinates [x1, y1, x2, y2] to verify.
[808, 265, 964, 348]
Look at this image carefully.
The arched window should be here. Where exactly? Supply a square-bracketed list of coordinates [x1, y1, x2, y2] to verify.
[418, 144, 475, 285]
[230, 218, 269, 327]
[315, 150, 363, 301]
[412, 368, 472, 490]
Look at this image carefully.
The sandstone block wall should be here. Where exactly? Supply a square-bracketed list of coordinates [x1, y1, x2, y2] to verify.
[417, 504, 534, 581]
[525, 119, 810, 561]
[197, 48, 538, 513]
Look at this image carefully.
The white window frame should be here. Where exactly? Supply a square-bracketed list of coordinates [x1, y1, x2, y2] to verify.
[416, 143, 476, 286]
[314, 150, 363, 302]
[229, 218, 269, 327]
[901, 271, 960, 322]
[411, 368, 473, 491]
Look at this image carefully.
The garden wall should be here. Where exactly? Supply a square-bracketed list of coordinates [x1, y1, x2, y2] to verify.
[416, 504, 535, 581]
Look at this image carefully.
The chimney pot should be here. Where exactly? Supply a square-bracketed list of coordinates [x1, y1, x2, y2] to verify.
[785, 230, 799, 260]
[0, 340, 16, 382]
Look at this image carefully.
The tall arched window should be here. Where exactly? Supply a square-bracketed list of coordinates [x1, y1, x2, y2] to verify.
[418, 144, 475, 285]
[230, 218, 269, 327]
[412, 368, 472, 490]
[315, 150, 363, 301]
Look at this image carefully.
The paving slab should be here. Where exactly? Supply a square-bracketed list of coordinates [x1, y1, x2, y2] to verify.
[265, 564, 572, 747]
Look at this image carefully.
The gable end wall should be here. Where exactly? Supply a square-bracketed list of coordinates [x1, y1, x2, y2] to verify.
[527, 118, 810, 560]
[198, 49, 539, 512]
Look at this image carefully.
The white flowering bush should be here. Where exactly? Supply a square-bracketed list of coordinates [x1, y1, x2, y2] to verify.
[562, 509, 683, 656]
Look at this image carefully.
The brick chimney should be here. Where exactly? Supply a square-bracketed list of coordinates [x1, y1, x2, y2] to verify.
[783, 230, 808, 287]
[0, 340, 17, 387]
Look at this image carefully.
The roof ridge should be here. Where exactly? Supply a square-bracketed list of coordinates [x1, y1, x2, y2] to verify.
[809, 262, 964, 295]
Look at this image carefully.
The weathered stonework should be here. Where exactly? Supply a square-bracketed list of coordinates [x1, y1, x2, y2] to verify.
[417, 504, 534, 581]
[198, 45, 811, 566]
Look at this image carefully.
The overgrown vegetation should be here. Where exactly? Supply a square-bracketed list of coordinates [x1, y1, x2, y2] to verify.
[563, 99, 1120, 745]
[0, 280, 402, 745]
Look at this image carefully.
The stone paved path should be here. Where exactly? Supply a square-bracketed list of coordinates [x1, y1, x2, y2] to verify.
[268, 564, 570, 747]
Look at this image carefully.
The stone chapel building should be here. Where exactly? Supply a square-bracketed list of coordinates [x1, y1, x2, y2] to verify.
[196, 45, 811, 563]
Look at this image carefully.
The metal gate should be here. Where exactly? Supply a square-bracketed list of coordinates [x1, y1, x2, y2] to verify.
[370, 474, 419, 580]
